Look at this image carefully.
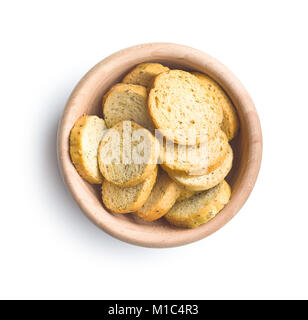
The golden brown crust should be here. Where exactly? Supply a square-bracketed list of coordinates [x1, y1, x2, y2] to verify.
[136, 170, 181, 221]
[162, 144, 233, 191]
[70, 115, 106, 184]
[165, 181, 231, 228]
[122, 63, 169, 87]
[102, 166, 158, 214]
[160, 129, 228, 175]
[192, 72, 239, 140]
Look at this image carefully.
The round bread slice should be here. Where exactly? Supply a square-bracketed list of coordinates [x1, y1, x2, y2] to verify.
[192, 72, 239, 140]
[102, 166, 158, 214]
[176, 186, 196, 202]
[122, 63, 169, 87]
[165, 180, 231, 228]
[148, 70, 222, 145]
[163, 144, 233, 191]
[102, 83, 154, 130]
[70, 115, 107, 184]
[160, 129, 228, 175]
[136, 170, 181, 221]
[98, 121, 159, 187]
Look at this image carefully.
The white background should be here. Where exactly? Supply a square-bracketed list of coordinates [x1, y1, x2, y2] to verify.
[1, 0, 308, 300]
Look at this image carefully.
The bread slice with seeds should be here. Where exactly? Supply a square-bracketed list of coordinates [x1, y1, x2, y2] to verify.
[70, 115, 107, 184]
[148, 70, 222, 145]
[192, 72, 239, 140]
[122, 63, 169, 87]
[98, 121, 159, 187]
[165, 180, 231, 228]
[102, 166, 158, 214]
[136, 170, 181, 221]
[160, 129, 228, 175]
[102, 83, 154, 130]
[163, 144, 233, 191]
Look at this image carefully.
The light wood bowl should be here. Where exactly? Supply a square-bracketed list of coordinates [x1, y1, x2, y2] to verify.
[57, 43, 262, 248]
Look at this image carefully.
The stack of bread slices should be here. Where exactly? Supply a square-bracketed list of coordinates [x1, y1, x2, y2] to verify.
[70, 63, 239, 228]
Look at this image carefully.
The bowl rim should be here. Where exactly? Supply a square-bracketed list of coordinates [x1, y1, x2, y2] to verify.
[57, 42, 262, 248]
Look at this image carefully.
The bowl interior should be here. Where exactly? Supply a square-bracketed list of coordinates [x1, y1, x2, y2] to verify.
[58, 44, 261, 248]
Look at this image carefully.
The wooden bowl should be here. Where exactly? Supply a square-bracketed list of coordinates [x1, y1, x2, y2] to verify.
[57, 43, 262, 248]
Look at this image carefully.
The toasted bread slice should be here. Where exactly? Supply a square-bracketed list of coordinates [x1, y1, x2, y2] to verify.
[102, 83, 154, 130]
[148, 70, 222, 145]
[192, 72, 239, 140]
[165, 180, 231, 228]
[160, 129, 228, 175]
[176, 186, 196, 202]
[163, 144, 233, 191]
[136, 170, 181, 221]
[102, 166, 158, 214]
[122, 63, 169, 87]
[98, 121, 159, 187]
[70, 115, 107, 184]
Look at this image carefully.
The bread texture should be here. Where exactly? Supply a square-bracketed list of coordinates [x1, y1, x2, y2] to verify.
[122, 63, 169, 87]
[70, 115, 107, 184]
[177, 186, 196, 202]
[192, 72, 239, 140]
[102, 166, 158, 214]
[103, 83, 154, 130]
[160, 129, 228, 175]
[98, 121, 159, 187]
[148, 70, 222, 145]
[163, 144, 233, 191]
[136, 170, 181, 221]
[165, 180, 231, 228]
